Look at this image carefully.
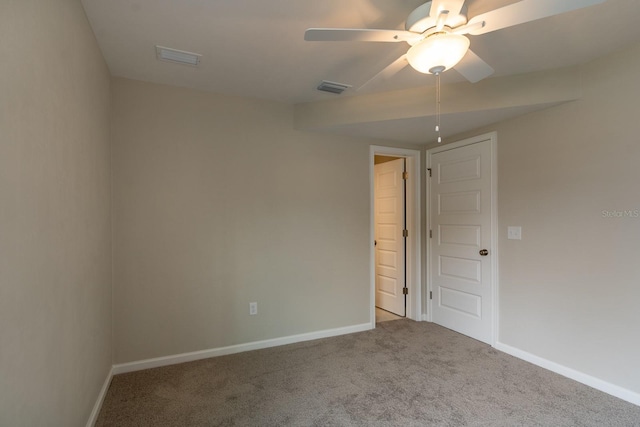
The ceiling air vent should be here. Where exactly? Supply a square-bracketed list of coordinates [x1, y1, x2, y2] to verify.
[155, 46, 202, 66]
[317, 80, 351, 94]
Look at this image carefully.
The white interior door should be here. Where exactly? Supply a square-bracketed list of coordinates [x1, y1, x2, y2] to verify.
[429, 137, 494, 344]
[374, 158, 405, 316]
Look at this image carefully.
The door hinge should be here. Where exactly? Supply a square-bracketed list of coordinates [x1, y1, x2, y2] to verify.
[403, 287, 408, 295]
[430, 291, 433, 300]
[427, 168, 432, 177]
[429, 230, 432, 238]
[403, 229, 408, 237]
[402, 171, 408, 180]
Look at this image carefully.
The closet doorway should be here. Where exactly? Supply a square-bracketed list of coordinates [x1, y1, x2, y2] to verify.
[370, 146, 421, 327]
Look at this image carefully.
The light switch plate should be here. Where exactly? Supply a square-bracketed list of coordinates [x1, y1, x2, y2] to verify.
[507, 226, 522, 240]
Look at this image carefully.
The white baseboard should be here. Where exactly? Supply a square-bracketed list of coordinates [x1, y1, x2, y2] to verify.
[494, 341, 640, 407]
[86, 366, 113, 427]
[113, 323, 372, 375]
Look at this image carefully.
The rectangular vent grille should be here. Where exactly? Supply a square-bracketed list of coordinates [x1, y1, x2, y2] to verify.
[156, 46, 202, 66]
[317, 80, 351, 94]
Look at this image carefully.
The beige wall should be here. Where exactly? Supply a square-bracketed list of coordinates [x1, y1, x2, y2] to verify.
[111, 77, 416, 364]
[3, 1, 638, 419]
[447, 42, 640, 394]
[0, 1, 112, 426]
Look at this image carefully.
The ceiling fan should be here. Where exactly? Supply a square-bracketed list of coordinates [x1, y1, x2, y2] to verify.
[305, 0, 606, 87]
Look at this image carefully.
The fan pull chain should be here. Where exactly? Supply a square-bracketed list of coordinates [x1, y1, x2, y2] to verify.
[435, 71, 442, 143]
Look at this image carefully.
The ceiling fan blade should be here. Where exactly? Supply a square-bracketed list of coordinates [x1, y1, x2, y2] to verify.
[451, 21, 486, 35]
[304, 28, 420, 43]
[454, 49, 495, 83]
[357, 55, 409, 91]
[466, 0, 606, 35]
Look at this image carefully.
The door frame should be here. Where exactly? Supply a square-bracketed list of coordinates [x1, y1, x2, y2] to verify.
[426, 132, 499, 345]
[370, 146, 421, 327]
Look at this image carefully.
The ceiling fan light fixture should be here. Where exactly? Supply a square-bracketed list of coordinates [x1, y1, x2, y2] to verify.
[406, 32, 470, 74]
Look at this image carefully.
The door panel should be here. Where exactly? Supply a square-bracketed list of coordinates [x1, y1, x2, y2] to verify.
[374, 158, 405, 316]
[440, 287, 481, 318]
[439, 191, 481, 214]
[439, 225, 481, 247]
[430, 139, 493, 343]
[439, 256, 481, 282]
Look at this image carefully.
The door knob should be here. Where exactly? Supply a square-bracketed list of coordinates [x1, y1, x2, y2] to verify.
[479, 249, 489, 256]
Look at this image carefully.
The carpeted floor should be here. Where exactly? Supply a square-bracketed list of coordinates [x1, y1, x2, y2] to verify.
[96, 320, 640, 426]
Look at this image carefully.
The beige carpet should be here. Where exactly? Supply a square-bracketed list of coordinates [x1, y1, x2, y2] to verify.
[96, 320, 640, 426]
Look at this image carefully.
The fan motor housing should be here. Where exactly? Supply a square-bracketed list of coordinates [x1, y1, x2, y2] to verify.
[406, 1, 468, 33]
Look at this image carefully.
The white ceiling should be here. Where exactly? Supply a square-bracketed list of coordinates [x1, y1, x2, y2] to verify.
[81, 0, 640, 143]
[320, 102, 566, 142]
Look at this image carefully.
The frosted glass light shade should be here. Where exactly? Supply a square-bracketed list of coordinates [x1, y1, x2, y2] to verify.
[406, 33, 470, 74]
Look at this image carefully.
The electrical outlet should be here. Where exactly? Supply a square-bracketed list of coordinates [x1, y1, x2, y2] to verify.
[249, 302, 257, 315]
[507, 226, 522, 240]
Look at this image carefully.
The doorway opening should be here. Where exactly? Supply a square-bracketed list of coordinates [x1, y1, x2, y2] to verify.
[374, 156, 407, 318]
[369, 146, 421, 328]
